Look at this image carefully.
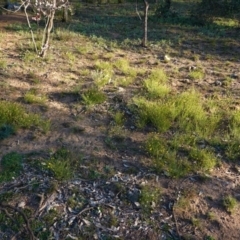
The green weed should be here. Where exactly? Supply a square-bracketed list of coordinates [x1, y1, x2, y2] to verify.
[45, 148, 74, 181]
[140, 185, 161, 213]
[114, 59, 137, 77]
[223, 195, 238, 214]
[189, 69, 205, 80]
[114, 76, 134, 87]
[82, 88, 107, 105]
[113, 111, 125, 126]
[174, 90, 220, 136]
[133, 97, 175, 132]
[24, 90, 47, 104]
[91, 70, 112, 88]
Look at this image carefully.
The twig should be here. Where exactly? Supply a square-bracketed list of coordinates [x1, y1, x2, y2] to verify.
[136, 0, 142, 20]
[23, 2, 38, 54]
[0, 203, 36, 240]
[77, 206, 94, 217]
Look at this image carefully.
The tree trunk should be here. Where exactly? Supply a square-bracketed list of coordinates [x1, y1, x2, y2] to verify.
[62, 6, 69, 22]
[39, 11, 55, 57]
[142, 0, 149, 47]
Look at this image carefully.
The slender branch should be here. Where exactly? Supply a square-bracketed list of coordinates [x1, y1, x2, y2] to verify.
[23, 2, 38, 53]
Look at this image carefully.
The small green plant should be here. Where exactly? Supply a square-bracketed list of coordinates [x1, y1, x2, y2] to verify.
[189, 69, 205, 80]
[82, 88, 107, 105]
[144, 80, 170, 99]
[114, 59, 137, 77]
[0, 152, 23, 182]
[24, 90, 47, 104]
[23, 50, 39, 63]
[45, 148, 73, 181]
[174, 90, 220, 136]
[114, 76, 134, 87]
[143, 68, 169, 99]
[207, 211, 215, 220]
[0, 59, 7, 69]
[65, 51, 76, 64]
[133, 97, 175, 132]
[94, 60, 113, 72]
[223, 195, 238, 214]
[189, 148, 217, 172]
[140, 185, 161, 213]
[113, 111, 125, 126]
[191, 217, 201, 228]
[91, 70, 112, 88]
[147, 69, 168, 84]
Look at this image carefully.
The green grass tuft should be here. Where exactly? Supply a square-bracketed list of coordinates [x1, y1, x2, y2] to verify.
[0, 101, 50, 132]
[82, 88, 107, 105]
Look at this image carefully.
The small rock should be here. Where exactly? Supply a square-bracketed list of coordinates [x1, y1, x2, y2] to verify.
[215, 80, 222, 86]
[164, 54, 171, 63]
[18, 201, 26, 209]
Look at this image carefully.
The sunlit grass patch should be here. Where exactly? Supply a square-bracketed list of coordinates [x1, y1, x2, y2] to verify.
[143, 69, 169, 98]
[223, 195, 238, 214]
[114, 59, 137, 77]
[145, 133, 217, 178]
[0, 59, 7, 69]
[24, 90, 47, 104]
[91, 70, 112, 88]
[0, 101, 50, 132]
[65, 51, 76, 64]
[189, 69, 205, 80]
[174, 90, 220, 136]
[133, 97, 175, 132]
[113, 76, 134, 87]
[94, 60, 113, 72]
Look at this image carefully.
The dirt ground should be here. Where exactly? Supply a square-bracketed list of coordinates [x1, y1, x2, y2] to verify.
[0, 9, 240, 240]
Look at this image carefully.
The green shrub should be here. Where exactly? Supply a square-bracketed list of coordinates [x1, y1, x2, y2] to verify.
[144, 69, 170, 99]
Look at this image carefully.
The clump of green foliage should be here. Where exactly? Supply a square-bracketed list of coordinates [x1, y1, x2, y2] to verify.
[114, 59, 137, 77]
[24, 90, 47, 104]
[133, 97, 175, 132]
[189, 69, 205, 80]
[113, 111, 125, 126]
[140, 185, 161, 213]
[45, 148, 74, 181]
[0, 101, 50, 132]
[223, 195, 238, 214]
[0, 152, 23, 182]
[145, 133, 217, 178]
[82, 88, 107, 105]
[144, 69, 170, 98]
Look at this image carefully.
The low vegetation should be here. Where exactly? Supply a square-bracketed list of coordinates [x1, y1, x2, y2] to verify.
[0, 0, 240, 239]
